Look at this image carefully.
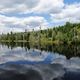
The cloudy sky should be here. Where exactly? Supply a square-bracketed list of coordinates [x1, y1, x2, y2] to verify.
[0, 0, 80, 34]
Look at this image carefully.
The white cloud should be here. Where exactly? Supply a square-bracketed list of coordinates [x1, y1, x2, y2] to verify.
[0, 15, 48, 34]
[0, 0, 80, 33]
[0, 0, 64, 14]
[51, 3, 80, 23]
[32, 0, 64, 14]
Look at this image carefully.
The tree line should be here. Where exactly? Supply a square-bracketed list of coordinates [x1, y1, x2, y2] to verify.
[0, 22, 80, 45]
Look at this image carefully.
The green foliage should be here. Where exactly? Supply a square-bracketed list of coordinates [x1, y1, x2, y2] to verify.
[0, 22, 80, 45]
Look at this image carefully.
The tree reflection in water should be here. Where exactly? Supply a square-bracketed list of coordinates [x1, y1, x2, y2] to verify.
[0, 42, 80, 59]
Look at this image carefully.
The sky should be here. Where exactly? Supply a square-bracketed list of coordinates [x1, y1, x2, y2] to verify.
[0, 0, 80, 34]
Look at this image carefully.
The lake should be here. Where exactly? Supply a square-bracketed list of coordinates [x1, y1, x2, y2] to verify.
[0, 42, 80, 80]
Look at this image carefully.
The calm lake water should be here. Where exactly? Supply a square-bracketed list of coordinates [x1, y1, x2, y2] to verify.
[0, 44, 64, 64]
[0, 42, 80, 80]
[0, 42, 79, 64]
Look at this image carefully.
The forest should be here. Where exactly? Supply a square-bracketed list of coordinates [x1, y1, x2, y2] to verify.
[0, 22, 80, 45]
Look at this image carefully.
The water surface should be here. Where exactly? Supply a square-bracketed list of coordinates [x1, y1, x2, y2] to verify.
[0, 42, 80, 80]
[0, 43, 65, 64]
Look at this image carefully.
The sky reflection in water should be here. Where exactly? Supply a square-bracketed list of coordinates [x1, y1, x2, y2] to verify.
[0, 44, 80, 80]
[0, 44, 65, 64]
